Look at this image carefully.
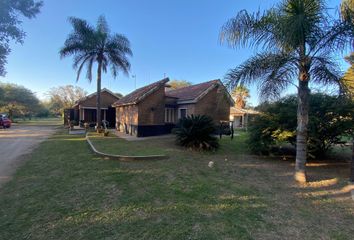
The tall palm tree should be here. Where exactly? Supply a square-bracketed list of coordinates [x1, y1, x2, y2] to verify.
[220, 0, 353, 183]
[231, 85, 250, 108]
[60, 16, 132, 130]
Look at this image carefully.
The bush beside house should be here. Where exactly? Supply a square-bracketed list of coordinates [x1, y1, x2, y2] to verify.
[248, 93, 354, 158]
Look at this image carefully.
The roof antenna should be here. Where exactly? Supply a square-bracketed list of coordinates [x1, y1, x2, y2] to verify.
[132, 74, 137, 89]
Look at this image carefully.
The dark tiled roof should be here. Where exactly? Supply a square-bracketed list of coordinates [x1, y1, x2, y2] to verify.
[165, 80, 219, 101]
[73, 88, 120, 107]
[114, 78, 169, 106]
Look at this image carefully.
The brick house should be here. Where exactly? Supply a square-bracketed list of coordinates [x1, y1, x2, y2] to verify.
[113, 78, 234, 137]
[229, 107, 259, 129]
[65, 88, 120, 127]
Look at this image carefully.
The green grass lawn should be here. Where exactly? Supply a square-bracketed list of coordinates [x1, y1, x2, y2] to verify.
[87, 132, 167, 156]
[14, 117, 63, 126]
[0, 130, 353, 239]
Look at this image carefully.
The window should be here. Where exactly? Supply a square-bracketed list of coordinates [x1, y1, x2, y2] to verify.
[179, 108, 187, 119]
[165, 108, 175, 123]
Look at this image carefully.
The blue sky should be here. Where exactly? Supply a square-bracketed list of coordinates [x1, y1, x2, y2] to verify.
[2, 0, 346, 106]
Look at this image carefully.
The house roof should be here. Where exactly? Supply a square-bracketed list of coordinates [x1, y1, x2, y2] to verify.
[230, 107, 259, 115]
[166, 79, 234, 105]
[165, 80, 219, 101]
[113, 78, 169, 106]
[73, 88, 121, 107]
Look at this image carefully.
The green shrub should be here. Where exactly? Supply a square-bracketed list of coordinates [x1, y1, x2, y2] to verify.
[249, 93, 354, 158]
[175, 114, 219, 151]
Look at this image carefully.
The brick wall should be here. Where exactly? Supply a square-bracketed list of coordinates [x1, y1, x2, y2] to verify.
[115, 83, 231, 136]
[194, 86, 230, 123]
[79, 91, 119, 108]
[137, 86, 165, 126]
[177, 104, 195, 117]
[116, 105, 139, 135]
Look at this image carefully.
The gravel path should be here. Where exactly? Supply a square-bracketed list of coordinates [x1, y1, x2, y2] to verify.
[0, 125, 56, 187]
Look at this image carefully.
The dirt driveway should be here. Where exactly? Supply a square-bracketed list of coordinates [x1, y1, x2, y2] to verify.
[0, 125, 57, 186]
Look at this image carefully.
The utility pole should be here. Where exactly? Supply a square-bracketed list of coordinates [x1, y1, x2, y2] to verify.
[132, 74, 136, 89]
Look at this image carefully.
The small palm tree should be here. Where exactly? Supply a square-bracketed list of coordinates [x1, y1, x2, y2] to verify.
[175, 115, 219, 151]
[220, 0, 353, 182]
[60, 16, 132, 130]
[231, 85, 250, 108]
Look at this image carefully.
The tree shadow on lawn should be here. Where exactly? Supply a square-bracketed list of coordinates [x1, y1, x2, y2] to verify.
[229, 153, 354, 238]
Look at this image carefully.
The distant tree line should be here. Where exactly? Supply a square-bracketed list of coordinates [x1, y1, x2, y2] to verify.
[0, 82, 45, 119]
[46, 85, 87, 116]
[0, 83, 94, 120]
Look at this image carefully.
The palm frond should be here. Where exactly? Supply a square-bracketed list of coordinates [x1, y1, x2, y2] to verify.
[317, 19, 353, 54]
[85, 56, 95, 81]
[225, 52, 297, 100]
[68, 17, 95, 39]
[60, 16, 132, 82]
[106, 34, 133, 56]
[96, 15, 110, 35]
[75, 55, 92, 82]
[101, 55, 108, 73]
[310, 56, 343, 91]
[110, 64, 118, 78]
[72, 53, 90, 69]
[225, 52, 296, 86]
[220, 9, 280, 50]
[259, 66, 295, 100]
[279, 0, 327, 50]
[108, 52, 131, 75]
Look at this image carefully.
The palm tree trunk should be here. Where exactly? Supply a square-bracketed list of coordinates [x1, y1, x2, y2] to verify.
[295, 79, 310, 183]
[96, 59, 102, 132]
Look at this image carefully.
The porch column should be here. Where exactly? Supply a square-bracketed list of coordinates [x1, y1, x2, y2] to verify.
[81, 108, 85, 121]
[104, 109, 106, 121]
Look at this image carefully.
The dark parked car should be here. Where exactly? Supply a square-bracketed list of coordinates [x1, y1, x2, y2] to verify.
[0, 114, 11, 128]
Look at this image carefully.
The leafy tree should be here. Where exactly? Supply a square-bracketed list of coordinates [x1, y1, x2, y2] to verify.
[114, 92, 124, 98]
[0, 0, 43, 76]
[168, 80, 192, 90]
[231, 85, 250, 108]
[60, 16, 132, 131]
[0, 83, 41, 119]
[249, 93, 354, 158]
[175, 115, 219, 151]
[35, 102, 50, 118]
[340, 0, 354, 182]
[47, 85, 87, 115]
[220, 0, 353, 183]
[341, 1, 354, 97]
[341, 0, 354, 23]
[0, 86, 4, 105]
[342, 54, 354, 97]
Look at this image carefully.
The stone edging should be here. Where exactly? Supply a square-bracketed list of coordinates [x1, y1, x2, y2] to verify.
[85, 133, 168, 161]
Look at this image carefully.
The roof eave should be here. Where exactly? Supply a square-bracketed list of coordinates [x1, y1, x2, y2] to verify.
[112, 102, 137, 107]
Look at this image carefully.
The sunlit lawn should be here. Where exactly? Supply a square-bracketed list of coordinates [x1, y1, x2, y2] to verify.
[0, 129, 353, 239]
[14, 117, 62, 126]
